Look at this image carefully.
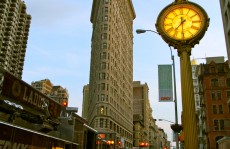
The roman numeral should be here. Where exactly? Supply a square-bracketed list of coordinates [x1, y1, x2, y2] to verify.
[166, 27, 174, 33]
[164, 23, 172, 26]
[172, 11, 177, 16]
[192, 20, 201, 23]
[173, 31, 179, 37]
[191, 25, 200, 30]
[191, 14, 198, 18]
[179, 8, 183, 15]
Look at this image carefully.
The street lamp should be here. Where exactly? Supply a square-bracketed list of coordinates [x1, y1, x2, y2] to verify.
[136, 29, 159, 35]
[158, 119, 174, 124]
[136, 29, 179, 149]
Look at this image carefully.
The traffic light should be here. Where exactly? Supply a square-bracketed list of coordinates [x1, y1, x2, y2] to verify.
[62, 101, 68, 107]
[178, 131, 184, 142]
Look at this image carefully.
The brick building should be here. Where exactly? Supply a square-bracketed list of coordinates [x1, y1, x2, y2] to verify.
[197, 57, 230, 149]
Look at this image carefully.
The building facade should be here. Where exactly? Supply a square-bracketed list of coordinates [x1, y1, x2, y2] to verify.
[133, 81, 150, 148]
[197, 57, 230, 149]
[0, 0, 31, 78]
[31, 79, 53, 95]
[219, 0, 230, 67]
[87, 0, 135, 148]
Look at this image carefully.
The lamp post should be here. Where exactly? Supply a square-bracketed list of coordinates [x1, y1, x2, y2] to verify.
[136, 29, 179, 149]
[155, 1, 209, 148]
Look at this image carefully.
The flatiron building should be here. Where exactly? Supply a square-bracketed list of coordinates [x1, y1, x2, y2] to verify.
[0, 0, 31, 78]
[87, 0, 135, 148]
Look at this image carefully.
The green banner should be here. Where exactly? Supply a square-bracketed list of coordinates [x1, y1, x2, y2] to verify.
[158, 65, 173, 102]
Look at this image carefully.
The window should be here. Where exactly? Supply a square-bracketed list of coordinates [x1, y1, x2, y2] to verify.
[101, 62, 106, 69]
[211, 92, 216, 100]
[102, 73, 106, 79]
[228, 105, 230, 113]
[211, 79, 218, 87]
[101, 33, 107, 39]
[100, 106, 104, 114]
[101, 83, 105, 90]
[102, 43, 107, 49]
[101, 94, 105, 101]
[104, 0, 109, 4]
[210, 66, 215, 73]
[103, 24, 108, 30]
[214, 120, 219, 130]
[220, 120, 225, 130]
[100, 118, 103, 128]
[217, 91, 222, 100]
[213, 105, 217, 114]
[225, 11, 228, 25]
[218, 105, 223, 114]
[104, 16, 108, 21]
[218, 65, 224, 72]
[219, 105, 223, 114]
[227, 91, 230, 99]
[100, 52, 106, 59]
[104, 7, 108, 13]
[226, 78, 230, 87]
[105, 119, 108, 128]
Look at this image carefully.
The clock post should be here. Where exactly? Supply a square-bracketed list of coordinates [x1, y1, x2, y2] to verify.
[156, 0, 209, 149]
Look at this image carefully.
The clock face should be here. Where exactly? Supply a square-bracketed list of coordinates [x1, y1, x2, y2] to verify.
[162, 6, 203, 40]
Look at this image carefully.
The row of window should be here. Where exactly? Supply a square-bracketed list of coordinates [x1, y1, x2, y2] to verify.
[204, 64, 227, 74]
[212, 104, 230, 114]
[97, 93, 130, 119]
[212, 105, 223, 114]
[211, 78, 230, 87]
[94, 118, 132, 140]
[214, 119, 225, 130]
[210, 90, 230, 100]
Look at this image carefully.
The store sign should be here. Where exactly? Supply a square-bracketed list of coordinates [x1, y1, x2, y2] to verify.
[0, 69, 61, 118]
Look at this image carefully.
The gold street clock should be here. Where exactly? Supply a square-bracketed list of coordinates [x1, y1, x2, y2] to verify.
[156, 1, 209, 48]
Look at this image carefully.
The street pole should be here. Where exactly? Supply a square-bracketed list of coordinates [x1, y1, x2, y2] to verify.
[136, 29, 180, 149]
[170, 46, 179, 149]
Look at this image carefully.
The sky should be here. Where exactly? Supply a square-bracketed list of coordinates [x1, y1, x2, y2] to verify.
[22, 0, 227, 142]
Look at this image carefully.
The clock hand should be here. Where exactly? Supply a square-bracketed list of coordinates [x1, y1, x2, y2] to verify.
[175, 17, 186, 30]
